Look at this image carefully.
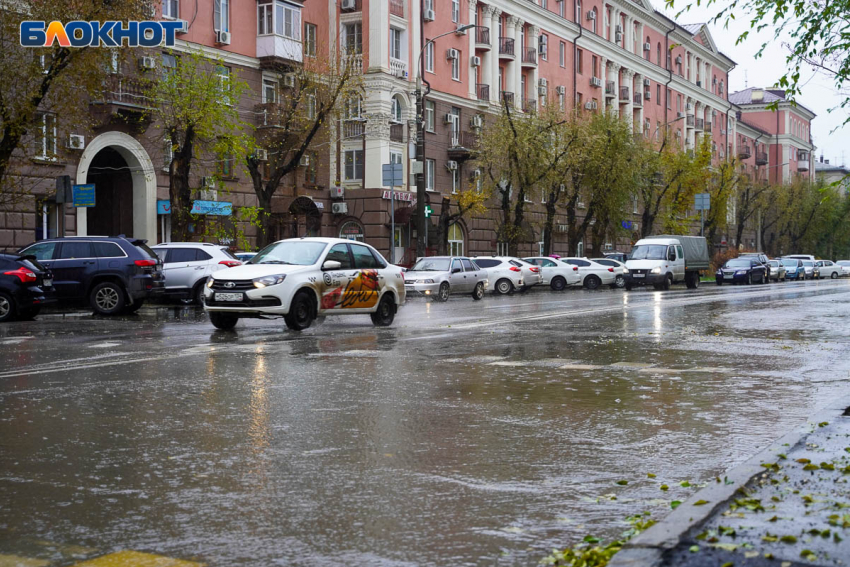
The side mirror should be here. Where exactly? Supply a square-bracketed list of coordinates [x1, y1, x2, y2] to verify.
[452, 267, 462, 274]
[322, 260, 341, 270]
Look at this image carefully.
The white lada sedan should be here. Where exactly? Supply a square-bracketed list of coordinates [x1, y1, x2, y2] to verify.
[204, 238, 405, 331]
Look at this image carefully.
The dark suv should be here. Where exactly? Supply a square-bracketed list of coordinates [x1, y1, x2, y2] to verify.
[0, 254, 56, 322]
[17, 237, 164, 315]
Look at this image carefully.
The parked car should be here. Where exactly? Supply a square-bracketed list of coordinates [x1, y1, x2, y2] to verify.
[523, 256, 582, 290]
[801, 260, 818, 279]
[623, 235, 709, 290]
[716, 258, 768, 285]
[765, 259, 786, 282]
[814, 260, 841, 279]
[405, 256, 488, 301]
[785, 254, 816, 262]
[0, 254, 56, 322]
[205, 238, 405, 330]
[781, 258, 806, 280]
[605, 252, 629, 264]
[234, 252, 256, 263]
[836, 260, 850, 276]
[153, 242, 242, 304]
[739, 252, 770, 267]
[18, 236, 164, 315]
[561, 257, 617, 289]
[471, 257, 526, 294]
[592, 258, 627, 288]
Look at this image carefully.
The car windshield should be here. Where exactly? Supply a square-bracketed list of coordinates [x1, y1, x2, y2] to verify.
[629, 245, 667, 260]
[248, 240, 328, 265]
[781, 259, 798, 267]
[802, 261, 814, 267]
[767, 261, 779, 266]
[411, 258, 451, 271]
[725, 259, 752, 268]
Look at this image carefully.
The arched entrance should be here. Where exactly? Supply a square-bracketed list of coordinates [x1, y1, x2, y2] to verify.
[75, 131, 156, 241]
[288, 196, 321, 238]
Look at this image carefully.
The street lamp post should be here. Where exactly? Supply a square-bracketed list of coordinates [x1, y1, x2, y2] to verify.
[415, 23, 476, 259]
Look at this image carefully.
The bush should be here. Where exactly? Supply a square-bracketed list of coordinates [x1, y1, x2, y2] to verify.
[710, 249, 740, 273]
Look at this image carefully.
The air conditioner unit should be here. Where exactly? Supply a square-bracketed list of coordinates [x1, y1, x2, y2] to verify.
[686, 102, 693, 111]
[590, 77, 602, 87]
[330, 186, 345, 199]
[586, 10, 596, 19]
[215, 30, 231, 45]
[675, 131, 682, 138]
[332, 202, 348, 214]
[202, 177, 216, 190]
[584, 101, 593, 110]
[591, 100, 598, 109]
[175, 19, 189, 34]
[67, 134, 85, 150]
[677, 111, 684, 118]
[283, 74, 296, 88]
[471, 56, 481, 67]
[470, 114, 483, 128]
[254, 148, 268, 160]
[644, 91, 651, 100]
[341, 0, 356, 9]
[538, 78, 547, 87]
[556, 85, 566, 95]
[139, 56, 156, 70]
[643, 78, 651, 86]
[696, 80, 702, 87]
[444, 113, 454, 124]
[675, 55, 682, 64]
[615, 25, 622, 33]
[720, 128, 726, 134]
[446, 48, 459, 60]
[395, 69, 408, 79]
[455, 25, 467, 35]
[643, 42, 651, 51]
[300, 155, 310, 167]
[446, 160, 458, 170]
[424, 9, 435, 21]
[615, 32, 622, 42]
[538, 85, 547, 95]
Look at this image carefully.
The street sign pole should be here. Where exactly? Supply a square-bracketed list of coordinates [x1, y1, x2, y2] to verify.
[701, 209, 705, 237]
[694, 193, 710, 238]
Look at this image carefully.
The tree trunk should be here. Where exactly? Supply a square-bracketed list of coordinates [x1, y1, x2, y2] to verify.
[168, 128, 195, 241]
[509, 188, 527, 256]
[256, 191, 276, 249]
[437, 196, 451, 256]
[543, 192, 557, 256]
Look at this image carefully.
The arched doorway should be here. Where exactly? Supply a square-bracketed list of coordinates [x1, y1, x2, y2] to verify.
[339, 220, 364, 241]
[75, 131, 156, 241]
[288, 196, 321, 237]
[448, 223, 464, 256]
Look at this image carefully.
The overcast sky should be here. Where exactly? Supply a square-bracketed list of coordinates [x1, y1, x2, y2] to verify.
[657, 0, 849, 165]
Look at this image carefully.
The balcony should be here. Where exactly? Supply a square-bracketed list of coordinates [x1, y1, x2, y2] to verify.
[343, 119, 366, 139]
[633, 92, 642, 106]
[342, 52, 364, 72]
[738, 145, 752, 160]
[756, 152, 768, 166]
[522, 98, 537, 113]
[798, 158, 810, 171]
[704, 122, 712, 133]
[476, 83, 490, 102]
[686, 115, 695, 128]
[390, 123, 404, 143]
[521, 47, 537, 66]
[500, 91, 515, 107]
[619, 86, 629, 102]
[257, 33, 304, 68]
[96, 75, 150, 110]
[475, 27, 490, 48]
[498, 37, 515, 58]
[695, 118, 704, 131]
[389, 0, 404, 17]
[341, 0, 362, 12]
[605, 81, 615, 97]
[390, 58, 408, 80]
[448, 131, 479, 159]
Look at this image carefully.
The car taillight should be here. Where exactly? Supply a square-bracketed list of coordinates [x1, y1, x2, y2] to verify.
[219, 260, 242, 267]
[134, 259, 157, 267]
[509, 266, 521, 272]
[530, 267, 540, 273]
[4, 267, 37, 283]
[607, 267, 614, 272]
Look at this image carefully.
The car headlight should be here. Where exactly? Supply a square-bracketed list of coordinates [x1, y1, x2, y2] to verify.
[423, 279, 435, 284]
[651, 267, 662, 274]
[206, 277, 214, 288]
[736, 270, 746, 275]
[253, 274, 287, 288]
[623, 268, 629, 274]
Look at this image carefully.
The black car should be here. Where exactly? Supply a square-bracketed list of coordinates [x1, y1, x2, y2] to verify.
[17, 237, 164, 315]
[716, 258, 768, 285]
[0, 254, 56, 322]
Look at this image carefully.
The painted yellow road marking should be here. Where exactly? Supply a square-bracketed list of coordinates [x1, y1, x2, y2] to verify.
[0, 555, 50, 567]
[71, 551, 203, 567]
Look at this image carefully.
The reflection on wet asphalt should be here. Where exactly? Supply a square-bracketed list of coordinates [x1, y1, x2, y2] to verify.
[2, 279, 850, 566]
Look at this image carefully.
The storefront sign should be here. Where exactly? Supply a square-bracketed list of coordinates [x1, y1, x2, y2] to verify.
[191, 200, 232, 216]
[72, 184, 95, 207]
[382, 190, 416, 204]
[157, 200, 172, 214]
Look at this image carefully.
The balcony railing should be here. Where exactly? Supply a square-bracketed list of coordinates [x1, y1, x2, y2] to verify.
[619, 86, 630, 101]
[738, 145, 752, 159]
[341, 0, 362, 12]
[499, 37, 514, 56]
[476, 27, 490, 46]
[756, 152, 768, 166]
[605, 81, 615, 96]
[389, 0, 404, 17]
[522, 98, 537, 113]
[390, 123, 404, 143]
[343, 119, 366, 139]
[449, 131, 478, 149]
[476, 83, 490, 101]
[97, 75, 150, 109]
[633, 92, 642, 106]
[695, 118, 704, 130]
[522, 47, 537, 65]
[797, 158, 810, 171]
[389, 58, 408, 79]
[686, 115, 695, 127]
[500, 91, 515, 107]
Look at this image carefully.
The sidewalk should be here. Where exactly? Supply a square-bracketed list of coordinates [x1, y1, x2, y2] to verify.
[611, 399, 850, 567]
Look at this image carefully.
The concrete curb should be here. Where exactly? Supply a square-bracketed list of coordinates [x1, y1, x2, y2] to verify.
[608, 399, 849, 567]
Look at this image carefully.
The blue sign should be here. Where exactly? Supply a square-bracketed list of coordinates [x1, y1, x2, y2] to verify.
[382, 163, 404, 187]
[694, 193, 711, 211]
[191, 200, 232, 216]
[621, 220, 634, 230]
[72, 184, 95, 207]
[157, 200, 171, 215]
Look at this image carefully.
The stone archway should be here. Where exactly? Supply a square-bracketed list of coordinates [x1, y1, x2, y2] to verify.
[75, 131, 156, 241]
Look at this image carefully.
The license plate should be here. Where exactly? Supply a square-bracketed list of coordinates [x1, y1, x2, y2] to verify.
[724, 274, 734, 279]
[42, 278, 52, 287]
[633, 273, 645, 278]
[214, 292, 243, 302]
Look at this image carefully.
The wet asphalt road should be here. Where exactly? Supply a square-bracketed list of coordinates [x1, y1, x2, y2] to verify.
[2, 279, 850, 566]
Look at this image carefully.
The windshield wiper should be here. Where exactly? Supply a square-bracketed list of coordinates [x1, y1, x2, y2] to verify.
[259, 260, 293, 265]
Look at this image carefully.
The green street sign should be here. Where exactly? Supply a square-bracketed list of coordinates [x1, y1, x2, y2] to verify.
[424, 205, 433, 218]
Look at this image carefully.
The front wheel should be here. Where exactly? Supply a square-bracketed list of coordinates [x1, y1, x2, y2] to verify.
[370, 294, 396, 326]
[494, 278, 513, 295]
[0, 293, 16, 323]
[284, 290, 315, 331]
[435, 282, 450, 302]
[831, 272, 838, 279]
[613, 275, 625, 289]
[660, 275, 671, 291]
[209, 312, 238, 330]
[584, 275, 601, 290]
[193, 281, 206, 305]
[90, 282, 126, 315]
[471, 281, 485, 300]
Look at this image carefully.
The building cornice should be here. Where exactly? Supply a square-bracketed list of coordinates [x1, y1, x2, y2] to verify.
[173, 39, 261, 69]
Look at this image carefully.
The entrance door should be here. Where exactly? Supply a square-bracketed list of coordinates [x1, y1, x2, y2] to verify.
[86, 148, 134, 237]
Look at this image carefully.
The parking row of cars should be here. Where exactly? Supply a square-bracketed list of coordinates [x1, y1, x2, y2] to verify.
[715, 253, 848, 285]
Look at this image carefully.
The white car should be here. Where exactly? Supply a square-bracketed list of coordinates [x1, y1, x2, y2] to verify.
[523, 256, 581, 290]
[592, 257, 627, 288]
[204, 238, 405, 330]
[471, 257, 526, 294]
[836, 260, 850, 276]
[152, 242, 242, 304]
[561, 257, 617, 289]
[815, 260, 842, 279]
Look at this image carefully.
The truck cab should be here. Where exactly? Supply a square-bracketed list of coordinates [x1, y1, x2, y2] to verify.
[624, 236, 707, 290]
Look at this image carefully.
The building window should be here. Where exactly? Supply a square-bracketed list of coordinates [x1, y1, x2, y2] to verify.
[217, 151, 234, 178]
[215, 65, 231, 104]
[344, 149, 364, 181]
[214, 0, 228, 31]
[451, 169, 458, 194]
[656, 121, 660, 141]
[305, 151, 318, 184]
[304, 23, 316, 56]
[390, 28, 402, 60]
[677, 94, 682, 111]
[36, 114, 56, 159]
[667, 88, 672, 109]
[448, 224, 463, 255]
[496, 242, 508, 256]
[559, 0, 565, 17]
[163, 0, 178, 18]
[306, 93, 316, 119]
[451, 0, 459, 23]
[390, 150, 403, 165]
[575, 48, 583, 74]
[344, 22, 362, 54]
[425, 159, 436, 190]
[258, 1, 301, 39]
[558, 90, 565, 111]
[575, 0, 581, 22]
[591, 55, 598, 77]
[559, 41, 566, 67]
[656, 84, 661, 105]
[340, 221, 365, 241]
[161, 52, 177, 76]
[424, 41, 434, 72]
[539, 34, 548, 60]
[425, 100, 435, 131]
[163, 138, 173, 169]
[391, 95, 403, 123]
[345, 95, 362, 119]
[263, 78, 277, 103]
[590, 8, 597, 33]
[451, 51, 460, 81]
[656, 43, 661, 66]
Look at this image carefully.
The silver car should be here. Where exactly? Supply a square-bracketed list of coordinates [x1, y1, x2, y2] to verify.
[766, 259, 786, 282]
[153, 242, 242, 304]
[814, 260, 841, 279]
[404, 256, 489, 302]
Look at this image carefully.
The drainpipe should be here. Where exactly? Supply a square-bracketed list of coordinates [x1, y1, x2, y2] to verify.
[663, 22, 675, 129]
[573, 5, 584, 106]
[776, 109, 780, 184]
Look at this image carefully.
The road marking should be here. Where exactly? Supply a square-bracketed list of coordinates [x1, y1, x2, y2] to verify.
[71, 550, 203, 567]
